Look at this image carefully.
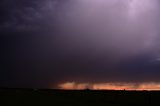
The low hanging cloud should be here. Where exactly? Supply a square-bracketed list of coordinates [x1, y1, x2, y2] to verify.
[1, 0, 160, 88]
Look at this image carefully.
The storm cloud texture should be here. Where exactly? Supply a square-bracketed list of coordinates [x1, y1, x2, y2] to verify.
[1, 0, 160, 88]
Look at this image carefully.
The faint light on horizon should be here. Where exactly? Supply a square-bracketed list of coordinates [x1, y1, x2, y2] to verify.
[58, 82, 93, 90]
[58, 82, 160, 90]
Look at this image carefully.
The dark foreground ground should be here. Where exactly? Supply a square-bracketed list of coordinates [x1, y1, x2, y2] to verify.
[1, 88, 160, 106]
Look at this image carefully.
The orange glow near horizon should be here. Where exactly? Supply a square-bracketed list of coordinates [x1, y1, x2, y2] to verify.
[58, 82, 160, 90]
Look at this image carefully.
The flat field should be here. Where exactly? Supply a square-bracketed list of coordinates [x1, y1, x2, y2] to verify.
[1, 88, 160, 106]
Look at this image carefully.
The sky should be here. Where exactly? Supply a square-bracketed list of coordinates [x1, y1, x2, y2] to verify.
[1, 0, 160, 89]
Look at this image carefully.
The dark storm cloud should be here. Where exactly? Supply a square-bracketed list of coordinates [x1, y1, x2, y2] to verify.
[0, 0, 60, 31]
[1, 0, 160, 88]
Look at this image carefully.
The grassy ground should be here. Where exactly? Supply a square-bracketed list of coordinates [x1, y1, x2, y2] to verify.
[1, 88, 160, 106]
